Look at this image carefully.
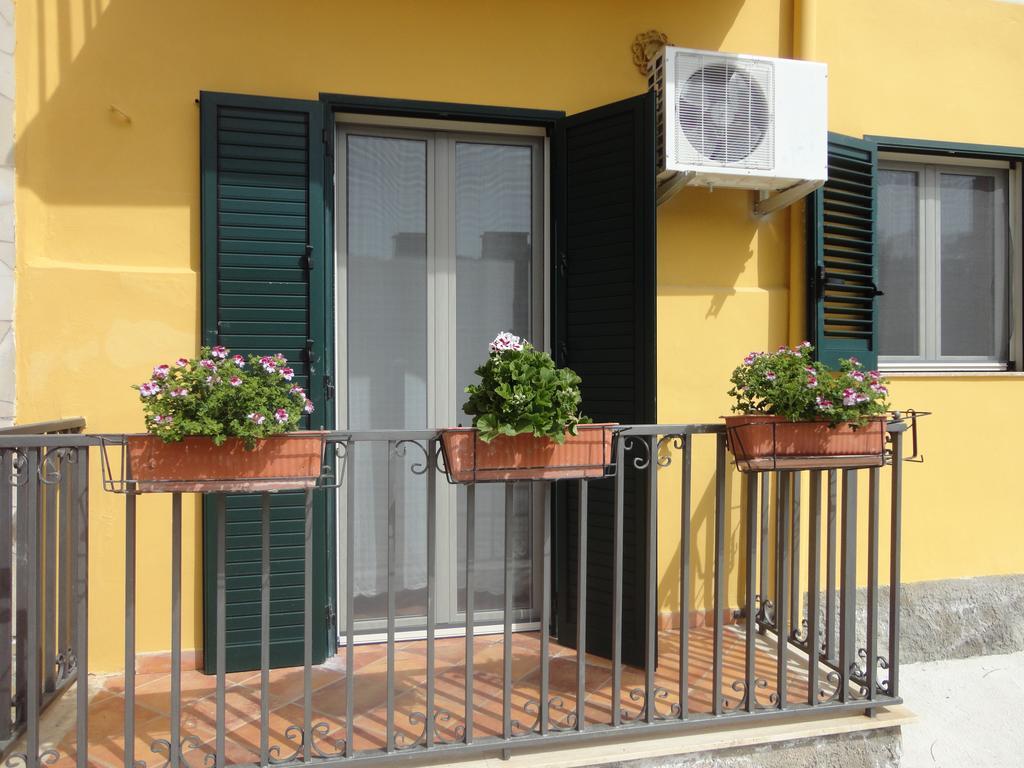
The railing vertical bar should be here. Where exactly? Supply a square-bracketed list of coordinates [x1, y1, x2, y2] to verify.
[58, 451, 71, 685]
[425, 440, 437, 749]
[644, 436, 658, 724]
[464, 485, 475, 744]
[124, 482, 137, 768]
[678, 434, 691, 720]
[540, 479, 552, 735]
[0, 451, 12, 741]
[171, 493, 182, 768]
[14, 452, 27, 733]
[259, 492, 271, 767]
[743, 471, 758, 714]
[776, 472, 790, 710]
[839, 469, 857, 704]
[758, 474, 770, 631]
[345, 442, 355, 757]
[386, 443, 397, 753]
[711, 434, 726, 717]
[867, 466, 880, 711]
[503, 482, 515, 741]
[303, 489, 314, 762]
[610, 438, 625, 728]
[888, 432, 903, 698]
[790, 473, 801, 637]
[43, 456, 57, 694]
[825, 469, 838, 663]
[215, 493, 226, 768]
[575, 479, 588, 732]
[74, 448, 89, 768]
[807, 471, 822, 707]
[25, 450, 40, 766]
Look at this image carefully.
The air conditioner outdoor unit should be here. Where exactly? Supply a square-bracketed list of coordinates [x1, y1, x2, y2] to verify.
[649, 46, 827, 196]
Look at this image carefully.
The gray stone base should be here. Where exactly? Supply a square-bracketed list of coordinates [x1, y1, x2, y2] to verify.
[596, 727, 902, 768]
[802, 574, 1024, 665]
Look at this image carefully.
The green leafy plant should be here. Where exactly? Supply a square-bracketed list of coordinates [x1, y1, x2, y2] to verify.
[463, 332, 590, 443]
[133, 346, 313, 448]
[728, 342, 890, 427]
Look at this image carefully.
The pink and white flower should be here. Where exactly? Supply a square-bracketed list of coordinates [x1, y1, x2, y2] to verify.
[231, 354, 246, 367]
[489, 332, 524, 354]
[152, 414, 173, 425]
[274, 353, 287, 365]
[152, 364, 170, 380]
[259, 356, 277, 373]
[806, 374, 818, 388]
[815, 396, 833, 410]
[174, 357, 189, 368]
[280, 367, 294, 381]
[847, 356, 861, 368]
[290, 385, 305, 397]
[868, 370, 881, 381]
[850, 370, 865, 382]
[764, 370, 777, 381]
[743, 352, 759, 366]
[139, 381, 160, 397]
[248, 412, 266, 425]
[199, 359, 216, 371]
[871, 383, 888, 395]
[274, 408, 289, 424]
[229, 376, 242, 387]
[169, 387, 189, 398]
[842, 388, 858, 406]
[303, 399, 315, 414]
[210, 345, 228, 359]
[797, 340, 812, 349]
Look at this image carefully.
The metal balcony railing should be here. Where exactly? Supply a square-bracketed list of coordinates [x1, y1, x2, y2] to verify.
[0, 421, 908, 767]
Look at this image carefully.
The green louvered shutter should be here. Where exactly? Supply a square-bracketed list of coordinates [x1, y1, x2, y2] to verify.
[808, 133, 880, 370]
[199, 92, 332, 673]
[552, 93, 657, 668]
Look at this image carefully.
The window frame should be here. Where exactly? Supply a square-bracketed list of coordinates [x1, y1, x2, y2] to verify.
[877, 151, 1021, 372]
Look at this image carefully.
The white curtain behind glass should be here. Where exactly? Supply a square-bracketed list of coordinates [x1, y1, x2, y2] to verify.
[454, 142, 534, 611]
[346, 135, 429, 617]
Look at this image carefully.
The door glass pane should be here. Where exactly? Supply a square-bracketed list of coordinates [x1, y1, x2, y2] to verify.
[454, 142, 535, 613]
[878, 169, 920, 357]
[346, 135, 428, 620]
[939, 172, 1005, 358]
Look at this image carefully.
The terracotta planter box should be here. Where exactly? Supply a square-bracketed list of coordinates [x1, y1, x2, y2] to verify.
[440, 424, 616, 483]
[724, 415, 886, 472]
[125, 432, 326, 493]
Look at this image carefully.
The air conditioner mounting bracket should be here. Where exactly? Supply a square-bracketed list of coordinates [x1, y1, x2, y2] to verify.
[656, 171, 695, 207]
[753, 179, 824, 216]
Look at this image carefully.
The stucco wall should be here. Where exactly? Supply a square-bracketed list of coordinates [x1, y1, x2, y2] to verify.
[0, 0, 13, 427]
[12, 0, 1024, 670]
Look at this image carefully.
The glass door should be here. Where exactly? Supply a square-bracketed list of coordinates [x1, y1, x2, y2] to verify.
[336, 124, 545, 636]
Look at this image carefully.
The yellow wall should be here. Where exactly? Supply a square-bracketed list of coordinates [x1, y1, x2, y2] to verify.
[14, 0, 1024, 671]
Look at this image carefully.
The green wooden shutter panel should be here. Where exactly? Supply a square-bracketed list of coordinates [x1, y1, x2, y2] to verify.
[808, 133, 880, 370]
[199, 93, 330, 673]
[553, 93, 657, 668]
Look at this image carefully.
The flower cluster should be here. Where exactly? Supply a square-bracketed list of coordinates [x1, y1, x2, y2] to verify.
[463, 332, 590, 443]
[133, 347, 314, 448]
[489, 331, 524, 354]
[728, 343, 889, 426]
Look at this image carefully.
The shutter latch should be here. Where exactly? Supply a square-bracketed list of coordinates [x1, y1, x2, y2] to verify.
[323, 375, 335, 401]
[304, 339, 318, 366]
[301, 244, 313, 271]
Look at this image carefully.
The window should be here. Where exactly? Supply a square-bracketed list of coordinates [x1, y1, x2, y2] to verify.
[877, 158, 1014, 370]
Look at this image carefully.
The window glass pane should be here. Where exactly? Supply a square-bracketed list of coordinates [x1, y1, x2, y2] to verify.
[453, 142, 535, 614]
[939, 172, 1005, 358]
[877, 169, 920, 357]
[346, 135, 428, 620]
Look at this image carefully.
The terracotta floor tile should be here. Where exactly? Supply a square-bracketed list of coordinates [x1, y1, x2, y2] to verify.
[44, 625, 834, 765]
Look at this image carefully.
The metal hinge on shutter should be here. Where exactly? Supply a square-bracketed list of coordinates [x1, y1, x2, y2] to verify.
[323, 375, 335, 400]
[325, 601, 336, 625]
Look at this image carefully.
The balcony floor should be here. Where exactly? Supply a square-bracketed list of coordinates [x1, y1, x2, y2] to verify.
[45, 623, 825, 767]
